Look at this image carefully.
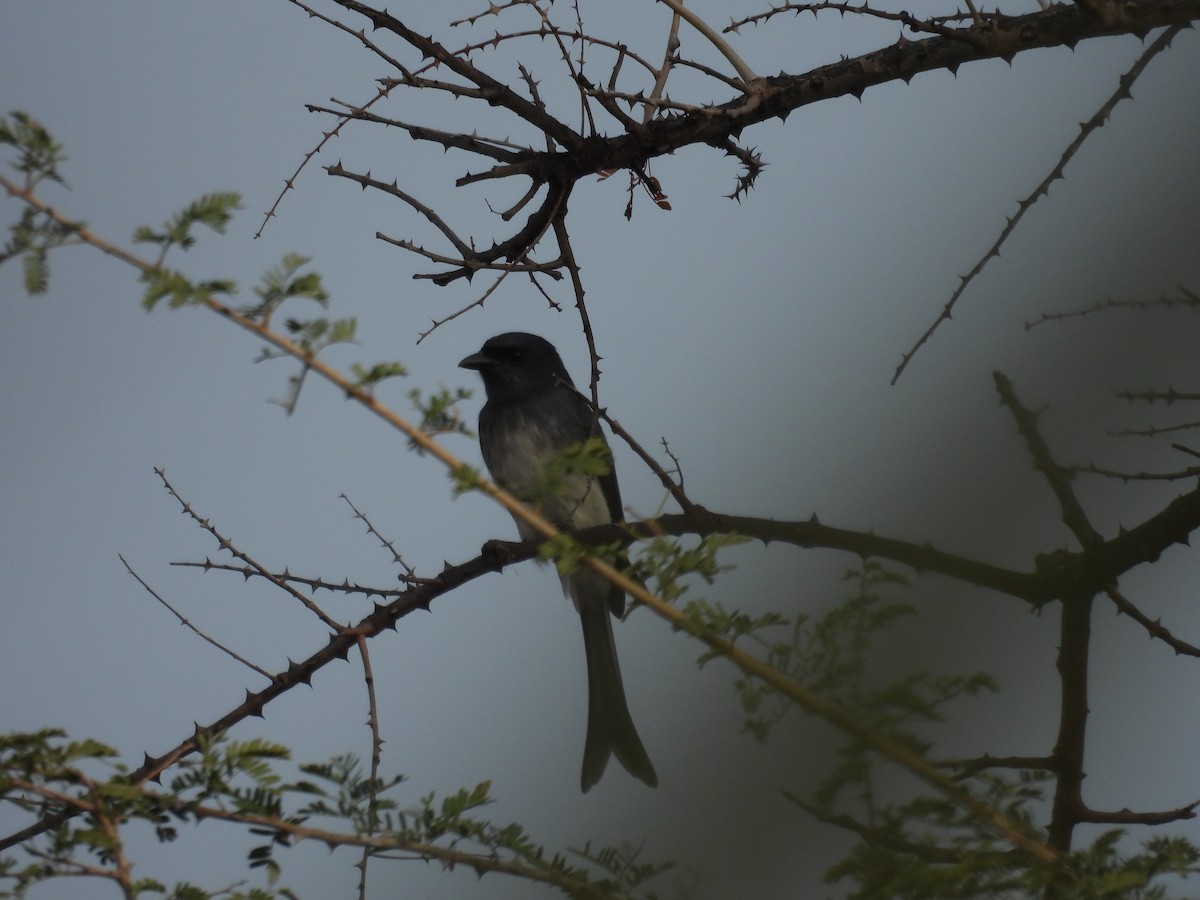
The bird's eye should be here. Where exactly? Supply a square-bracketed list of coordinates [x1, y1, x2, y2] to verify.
[510, 350, 523, 361]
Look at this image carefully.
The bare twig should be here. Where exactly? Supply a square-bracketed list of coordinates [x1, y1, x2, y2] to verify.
[331, 1, 584, 152]
[728, 2, 976, 42]
[1026, 284, 1200, 329]
[1110, 419, 1200, 439]
[1120, 387, 1200, 404]
[340, 493, 419, 578]
[1066, 460, 1200, 482]
[562, 383, 699, 516]
[415, 185, 569, 341]
[156, 469, 346, 632]
[1105, 585, 1200, 658]
[354, 634, 384, 900]
[994, 373, 1102, 550]
[1078, 800, 1200, 826]
[893, 25, 1185, 383]
[548, 214, 602, 409]
[942, 754, 1058, 779]
[171, 559, 412, 596]
[121, 554, 273, 679]
[327, 163, 474, 259]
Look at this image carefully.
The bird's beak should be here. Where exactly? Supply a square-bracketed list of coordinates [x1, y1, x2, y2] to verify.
[458, 351, 492, 371]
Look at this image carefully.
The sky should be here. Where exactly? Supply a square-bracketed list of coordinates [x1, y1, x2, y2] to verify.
[3, 1, 1200, 897]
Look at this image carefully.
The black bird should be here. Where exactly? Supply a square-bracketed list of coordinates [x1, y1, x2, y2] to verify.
[460, 332, 657, 792]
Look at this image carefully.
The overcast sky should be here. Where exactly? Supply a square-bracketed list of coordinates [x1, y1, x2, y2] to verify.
[3, 2, 1200, 897]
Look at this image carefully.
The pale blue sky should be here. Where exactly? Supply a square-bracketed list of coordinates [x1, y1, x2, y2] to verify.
[3, 2, 1200, 897]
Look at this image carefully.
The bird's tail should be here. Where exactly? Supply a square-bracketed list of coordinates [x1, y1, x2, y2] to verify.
[579, 601, 658, 792]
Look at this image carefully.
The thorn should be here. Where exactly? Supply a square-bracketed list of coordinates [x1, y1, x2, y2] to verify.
[245, 690, 265, 718]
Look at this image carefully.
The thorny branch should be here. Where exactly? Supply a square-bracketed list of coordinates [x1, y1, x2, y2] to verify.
[1026, 284, 1200, 330]
[260, 2, 1200, 421]
[893, 23, 1187, 382]
[988, 371, 1200, 852]
[20, 452, 1200, 858]
[274, 0, 1198, 332]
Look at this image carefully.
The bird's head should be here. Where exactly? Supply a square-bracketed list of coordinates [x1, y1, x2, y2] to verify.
[459, 332, 575, 403]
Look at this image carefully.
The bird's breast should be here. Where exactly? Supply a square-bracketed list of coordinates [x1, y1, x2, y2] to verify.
[486, 414, 559, 494]
[482, 407, 611, 534]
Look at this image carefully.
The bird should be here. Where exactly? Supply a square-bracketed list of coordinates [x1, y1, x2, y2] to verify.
[460, 332, 658, 792]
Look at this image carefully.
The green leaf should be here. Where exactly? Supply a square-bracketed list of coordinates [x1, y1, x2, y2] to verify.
[133, 192, 241, 256]
[21, 246, 48, 294]
[405, 386, 472, 452]
[243, 253, 329, 321]
[451, 463, 481, 494]
[636, 533, 746, 604]
[351, 361, 409, 387]
[172, 192, 241, 240]
[0, 110, 69, 185]
[281, 316, 355, 355]
[141, 268, 236, 310]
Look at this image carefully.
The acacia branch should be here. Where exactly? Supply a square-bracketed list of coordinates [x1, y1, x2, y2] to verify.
[277, 2, 1199, 287]
[3, 776, 615, 899]
[578, 2, 1198, 171]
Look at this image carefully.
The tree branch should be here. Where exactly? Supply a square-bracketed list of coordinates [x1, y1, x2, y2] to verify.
[895, 23, 1186, 382]
[1077, 800, 1200, 826]
[994, 372, 1104, 551]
